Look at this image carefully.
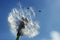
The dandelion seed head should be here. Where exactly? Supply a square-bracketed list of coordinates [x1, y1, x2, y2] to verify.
[8, 6, 40, 38]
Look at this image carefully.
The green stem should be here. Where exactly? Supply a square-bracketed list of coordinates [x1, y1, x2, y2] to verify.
[16, 36, 20, 40]
[16, 31, 21, 40]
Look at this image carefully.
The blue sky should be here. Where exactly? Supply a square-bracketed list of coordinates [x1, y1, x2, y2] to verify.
[0, 0, 60, 40]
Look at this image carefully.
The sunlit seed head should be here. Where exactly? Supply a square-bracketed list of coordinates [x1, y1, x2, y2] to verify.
[8, 5, 40, 38]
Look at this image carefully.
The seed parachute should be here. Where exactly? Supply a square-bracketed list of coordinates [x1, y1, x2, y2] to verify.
[8, 5, 40, 40]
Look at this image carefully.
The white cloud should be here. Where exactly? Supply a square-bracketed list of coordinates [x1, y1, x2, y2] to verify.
[50, 31, 60, 40]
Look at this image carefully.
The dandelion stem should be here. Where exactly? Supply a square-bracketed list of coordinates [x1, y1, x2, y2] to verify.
[16, 36, 20, 40]
[16, 36, 19, 40]
[16, 31, 21, 40]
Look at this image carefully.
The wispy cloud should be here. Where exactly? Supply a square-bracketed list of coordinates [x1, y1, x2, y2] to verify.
[50, 31, 60, 40]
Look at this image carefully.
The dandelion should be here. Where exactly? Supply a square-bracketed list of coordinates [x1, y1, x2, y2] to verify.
[8, 5, 40, 40]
